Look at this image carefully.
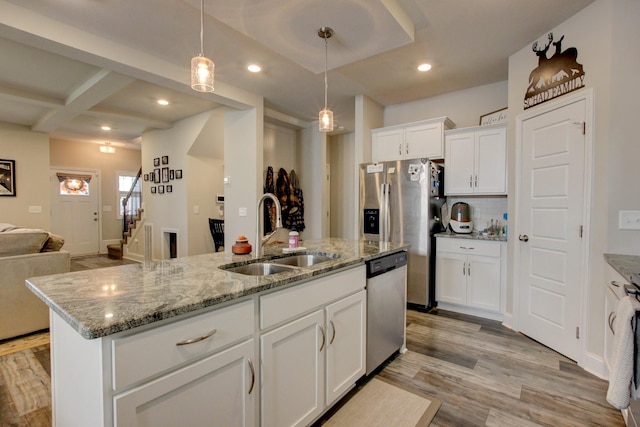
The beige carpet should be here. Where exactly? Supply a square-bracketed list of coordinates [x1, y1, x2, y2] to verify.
[323, 377, 441, 426]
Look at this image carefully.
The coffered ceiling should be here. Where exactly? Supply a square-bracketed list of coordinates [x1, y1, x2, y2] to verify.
[0, 0, 594, 148]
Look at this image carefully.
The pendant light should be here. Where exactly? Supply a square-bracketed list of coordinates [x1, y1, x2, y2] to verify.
[318, 27, 334, 132]
[191, 0, 214, 92]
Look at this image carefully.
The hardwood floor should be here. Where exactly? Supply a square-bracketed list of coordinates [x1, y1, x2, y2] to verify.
[0, 255, 626, 426]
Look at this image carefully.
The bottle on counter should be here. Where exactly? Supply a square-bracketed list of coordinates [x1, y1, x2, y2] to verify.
[288, 231, 299, 248]
[503, 213, 508, 237]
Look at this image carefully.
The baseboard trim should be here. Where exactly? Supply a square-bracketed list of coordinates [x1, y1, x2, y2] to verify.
[581, 350, 606, 380]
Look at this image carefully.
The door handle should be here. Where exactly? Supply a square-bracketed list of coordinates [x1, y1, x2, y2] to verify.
[519, 234, 529, 242]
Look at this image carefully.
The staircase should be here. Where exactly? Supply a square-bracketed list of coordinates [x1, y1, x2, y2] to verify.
[108, 167, 142, 259]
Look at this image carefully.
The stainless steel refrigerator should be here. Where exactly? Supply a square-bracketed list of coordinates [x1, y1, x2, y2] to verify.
[359, 158, 445, 309]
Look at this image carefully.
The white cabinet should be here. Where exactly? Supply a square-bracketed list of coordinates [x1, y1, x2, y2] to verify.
[371, 117, 454, 162]
[50, 300, 257, 427]
[604, 264, 628, 374]
[435, 237, 505, 319]
[445, 124, 507, 195]
[114, 339, 256, 427]
[260, 266, 366, 427]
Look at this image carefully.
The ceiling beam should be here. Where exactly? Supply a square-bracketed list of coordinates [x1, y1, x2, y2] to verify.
[33, 69, 134, 132]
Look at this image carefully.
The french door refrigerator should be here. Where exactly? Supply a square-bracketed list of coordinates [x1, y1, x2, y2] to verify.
[359, 158, 445, 309]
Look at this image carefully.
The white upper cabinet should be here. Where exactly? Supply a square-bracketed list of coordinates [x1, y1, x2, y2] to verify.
[445, 123, 507, 195]
[371, 117, 455, 162]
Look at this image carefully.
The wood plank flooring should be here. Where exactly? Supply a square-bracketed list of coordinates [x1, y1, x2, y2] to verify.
[0, 255, 626, 426]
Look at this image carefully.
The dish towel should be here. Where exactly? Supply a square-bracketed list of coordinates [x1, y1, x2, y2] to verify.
[607, 295, 640, 409]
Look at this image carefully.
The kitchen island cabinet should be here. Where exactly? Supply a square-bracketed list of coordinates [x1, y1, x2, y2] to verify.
[260, 267, 366, 427]
[27, 238, 402, 427]
[435, 236, 505, 320]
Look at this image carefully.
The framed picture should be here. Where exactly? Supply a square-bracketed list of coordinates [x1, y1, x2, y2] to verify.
[153, 168, 160, 184]
[169, 169, 175, 180]
[175, 169, 183, 179]
[158, 185, 165, 194]
[153, 157, 160, 167]
[479, 107, 508, 126]
[166, 185, 173, 193]
[161, 167, 169, 183]
[151, 186, 157, 194]
[0, 159, 16, 196]
[143, 174, 149, 181]
[161, 155, 169, 165]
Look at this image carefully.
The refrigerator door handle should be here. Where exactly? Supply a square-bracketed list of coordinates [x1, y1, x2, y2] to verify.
[380, 183, 390, 242]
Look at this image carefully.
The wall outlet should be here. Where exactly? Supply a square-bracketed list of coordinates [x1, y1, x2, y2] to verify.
[193, 205, 200, 214]
[619, 210, 640, 230]
[239, 207, 247, 217]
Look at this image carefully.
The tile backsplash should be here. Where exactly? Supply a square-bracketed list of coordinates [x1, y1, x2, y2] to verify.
[445, 196, 508, 232]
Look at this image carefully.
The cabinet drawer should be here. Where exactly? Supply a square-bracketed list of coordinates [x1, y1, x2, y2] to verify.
[437, 238, 502, 257]
[260, 266, 365, 330]
[112, 300, 254, 392]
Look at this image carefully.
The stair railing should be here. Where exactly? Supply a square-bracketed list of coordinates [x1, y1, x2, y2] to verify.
[122, 167, 142, 237]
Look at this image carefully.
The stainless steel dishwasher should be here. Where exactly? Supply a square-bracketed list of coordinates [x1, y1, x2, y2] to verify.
[366, 251, 408, 375]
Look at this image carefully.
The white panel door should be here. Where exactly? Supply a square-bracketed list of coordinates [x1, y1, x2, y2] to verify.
[50, 169, 100, 255]
[518, 98, 587, 361]
[405, 122, 443, 159]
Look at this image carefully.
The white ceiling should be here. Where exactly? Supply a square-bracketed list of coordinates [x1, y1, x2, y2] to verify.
[0, 0, 595, 148]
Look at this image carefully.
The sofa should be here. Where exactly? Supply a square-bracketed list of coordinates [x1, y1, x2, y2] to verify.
[0, 224, 70, 340]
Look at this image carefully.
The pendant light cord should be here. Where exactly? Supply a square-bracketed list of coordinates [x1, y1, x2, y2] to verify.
[200, 0, 205, 56]
[323, 33, 328, 110]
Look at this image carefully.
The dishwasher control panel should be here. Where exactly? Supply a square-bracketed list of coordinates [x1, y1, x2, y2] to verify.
[366, 251, 407, 278]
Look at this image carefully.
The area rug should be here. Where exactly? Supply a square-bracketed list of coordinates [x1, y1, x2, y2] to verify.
[322, 377, 441, 426]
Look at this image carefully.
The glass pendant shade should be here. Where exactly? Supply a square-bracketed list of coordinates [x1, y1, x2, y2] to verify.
[191, 55, 214, 92]
[319, 108, 333, 132]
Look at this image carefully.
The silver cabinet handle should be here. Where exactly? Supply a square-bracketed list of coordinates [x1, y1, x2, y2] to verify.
[247, 358, 255, 395]
[469, 175, 473, 188]
[608, 311, 616, 335]
[475, 175, 478, 187]
[462, 262, 466, 276]
[399, 144, 402, 155]
[319, 325, 326, 352]
[175, 329, 217, 346]
[467, 265, 471, 276]
[329, 320, 336, 345]
[610, 281, 621, 288]
[405, 143, 409, 155]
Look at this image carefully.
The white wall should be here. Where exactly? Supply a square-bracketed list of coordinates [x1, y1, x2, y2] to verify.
[383, 81, 508, 129]
[298, 125, 327, 239]
[507, 0, 640, 367]
[264, 123, 297, 174]
[329, 132, 355, 238]
[0, 122, 50, 230]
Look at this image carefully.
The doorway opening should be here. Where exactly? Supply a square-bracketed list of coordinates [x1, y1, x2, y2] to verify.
[162, 229, 178, 259]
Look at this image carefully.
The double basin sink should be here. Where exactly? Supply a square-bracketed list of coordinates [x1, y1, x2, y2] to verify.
[219, 253, 338, 276]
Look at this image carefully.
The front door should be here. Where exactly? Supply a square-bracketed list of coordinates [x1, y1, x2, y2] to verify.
[517, 96, 588, 361]
[50, 169, 100, 255]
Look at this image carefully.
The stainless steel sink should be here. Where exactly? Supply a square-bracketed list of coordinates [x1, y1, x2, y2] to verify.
[221, 262, 297, 276]
[271, 254, 337, 267]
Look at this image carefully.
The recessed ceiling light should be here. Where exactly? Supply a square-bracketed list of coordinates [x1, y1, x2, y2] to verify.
[157, 99, 170, 106]
[247, 64, 261, 73]
[418, 63, 432, 72]
[101, 125, 111, 131]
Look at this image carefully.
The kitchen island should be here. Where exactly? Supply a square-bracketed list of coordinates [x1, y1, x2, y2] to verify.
[26, 238, 407, 427]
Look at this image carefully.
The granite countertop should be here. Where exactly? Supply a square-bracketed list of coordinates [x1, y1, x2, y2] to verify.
[435, 231, 507, 242]
[26, 238, 407, 340]
[604, 253, 640, 283]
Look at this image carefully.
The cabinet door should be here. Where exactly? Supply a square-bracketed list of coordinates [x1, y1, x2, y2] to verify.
[372, 128, 403, 162]
[444, 132, 475, 194]
[405, 122, 444, 159]
[435, 252, 467, 304]
[604, 285, 620, 373]
[261, 310, 325, 427]
[475, 127, 507, 194]
[113, 339, 256, 427]
[467, 255, 501, 311]
[325, 290, 366, 405]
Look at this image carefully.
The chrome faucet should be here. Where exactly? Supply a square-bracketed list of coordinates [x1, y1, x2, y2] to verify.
[255, 193, 283, 258]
